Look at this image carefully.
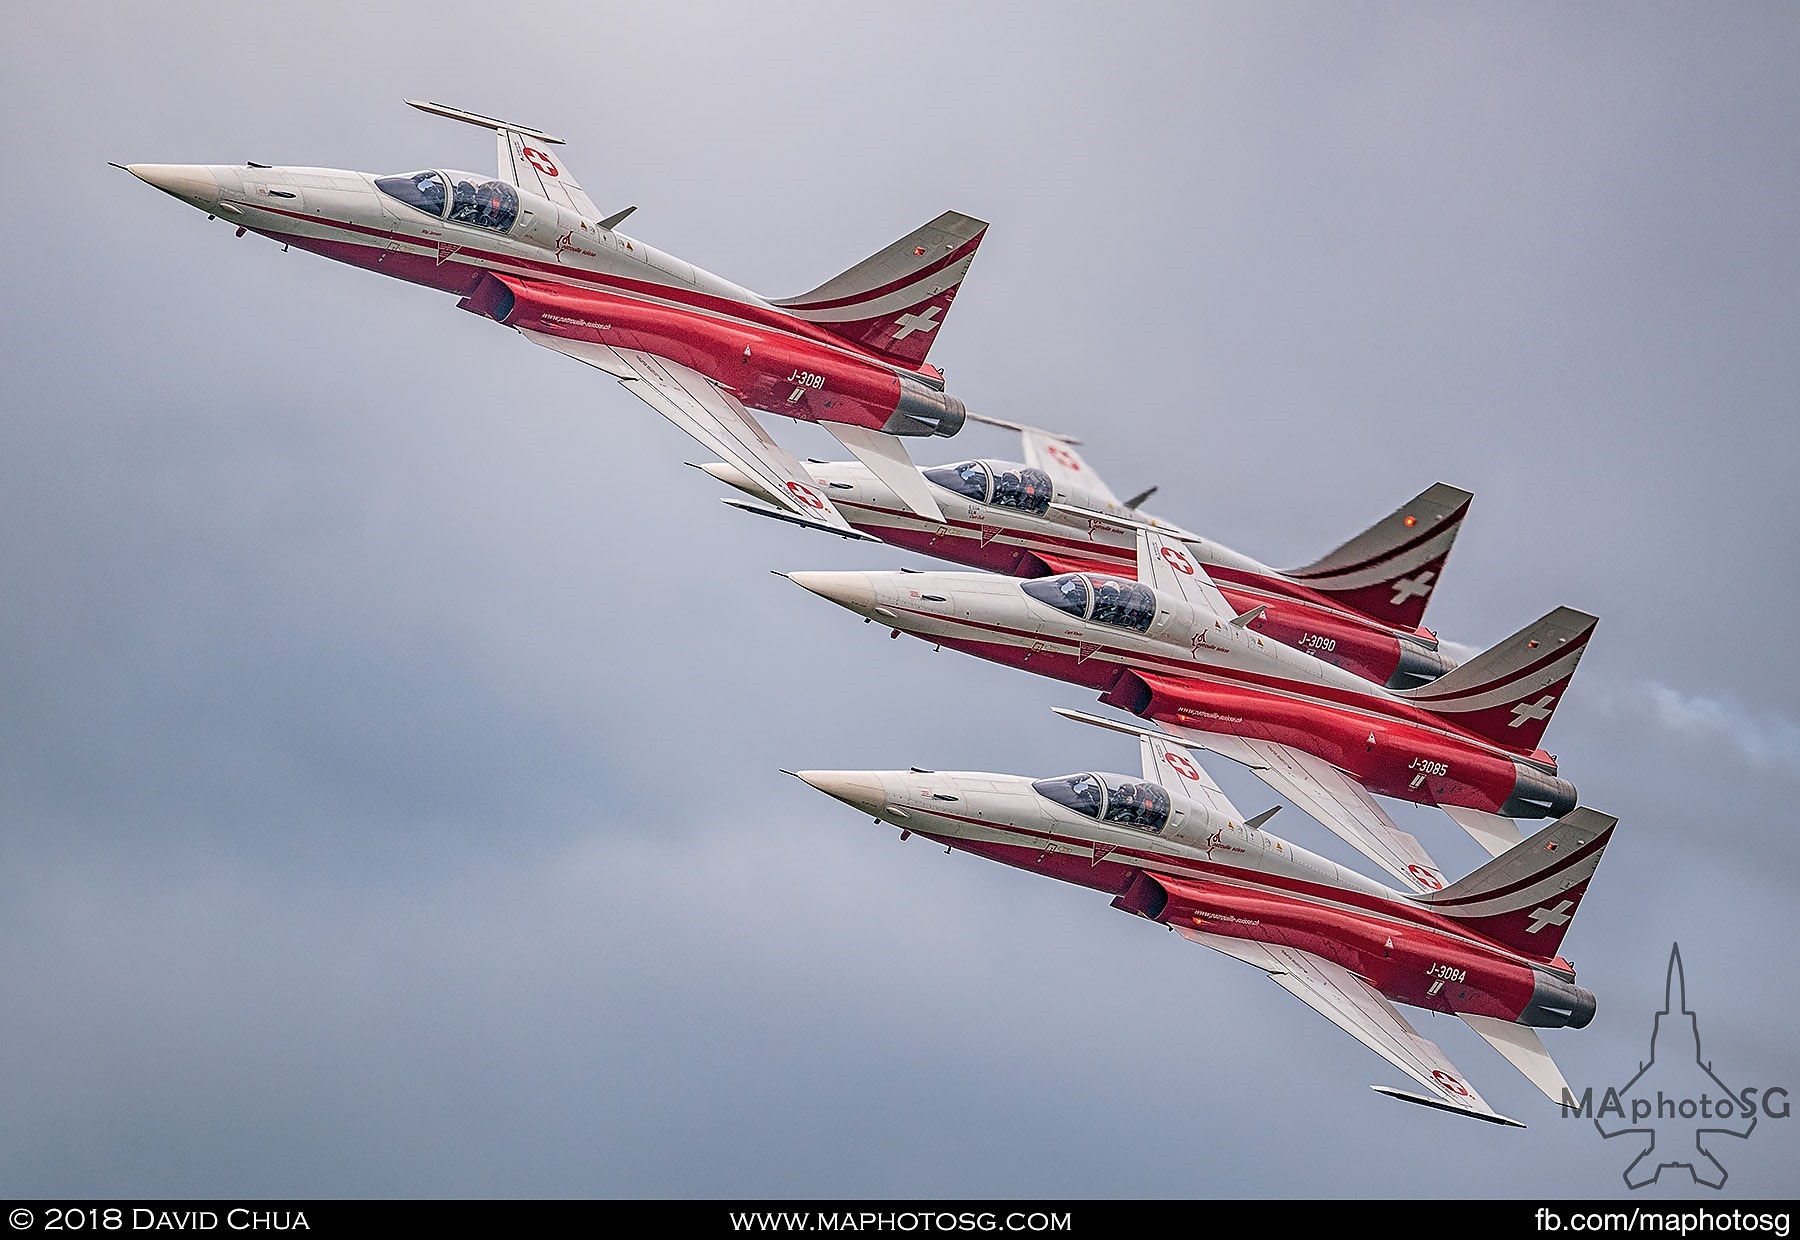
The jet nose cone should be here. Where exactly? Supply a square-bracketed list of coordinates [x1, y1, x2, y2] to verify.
[793, 770, 889, 815]
[787, 571, 879, 617]
[124, 163, 221, 210]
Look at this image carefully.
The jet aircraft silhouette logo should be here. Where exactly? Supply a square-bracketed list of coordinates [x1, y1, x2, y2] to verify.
[1578, 944, 1787, 1189]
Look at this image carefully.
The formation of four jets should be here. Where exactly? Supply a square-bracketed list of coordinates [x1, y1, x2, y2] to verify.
[127, 100, 1613, 1127]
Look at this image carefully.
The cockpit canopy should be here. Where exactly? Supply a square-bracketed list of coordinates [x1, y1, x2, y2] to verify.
[922, 460, 1053, 515]
[1021, 573, 1157, 633]
[375, 169, 520, 233]
[1032, 772, 1171, 833]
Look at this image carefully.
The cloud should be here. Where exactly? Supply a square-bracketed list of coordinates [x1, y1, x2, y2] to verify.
[1639, 682, 1800, 778]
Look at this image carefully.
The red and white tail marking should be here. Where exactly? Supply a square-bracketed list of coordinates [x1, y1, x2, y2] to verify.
[1416, 807, 1617, 960]
[1283, 484, 1473, 630]
[775, 211, 988, 366]
[1398, 607, 1597, 752]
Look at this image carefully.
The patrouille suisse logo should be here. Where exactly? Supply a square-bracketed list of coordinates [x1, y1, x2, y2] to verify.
[1563, 943, 1789, 1188]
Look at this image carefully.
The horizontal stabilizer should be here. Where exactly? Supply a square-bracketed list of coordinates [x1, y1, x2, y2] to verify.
[1441, 805, 1525, 858]
[821, 422, 944, 521]
[1461, 1014, 1575, 1107]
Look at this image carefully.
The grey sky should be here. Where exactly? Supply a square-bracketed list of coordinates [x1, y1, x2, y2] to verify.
[3, 1, 1797, 1198]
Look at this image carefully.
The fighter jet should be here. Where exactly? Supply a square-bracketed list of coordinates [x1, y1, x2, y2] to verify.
[786, 525, 1596, 891]
[122, 100, 987, 531]
[708, 417, 1469, 687]
[794, 721, 1615, 1126]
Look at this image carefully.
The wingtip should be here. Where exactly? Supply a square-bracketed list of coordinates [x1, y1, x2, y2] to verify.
[1369, 1085, 1526, 1128]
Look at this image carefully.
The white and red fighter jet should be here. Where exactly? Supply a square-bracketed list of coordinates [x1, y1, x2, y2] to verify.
[787, 526, 1595, 891]
[708, 419, 1470, 687]
[122, 100, 987, 531]
[795, 717, 1615, 1126]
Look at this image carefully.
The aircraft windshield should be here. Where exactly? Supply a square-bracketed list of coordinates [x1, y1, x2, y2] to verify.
[924, 461, 989, 502]
[1032, 773, 1170, 833]
[1021, 574, 1154, 632]
[1089, 576, 1156, 633]
[920, 460, 1052, 514]
[1022, 574, 1089, 619]
[990, 465, 1053, 515]
[375, 170, 448, 217]
[449, 176, 520, 233]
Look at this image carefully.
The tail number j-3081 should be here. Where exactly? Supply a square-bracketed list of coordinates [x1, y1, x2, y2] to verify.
[787, 369, 826, 389]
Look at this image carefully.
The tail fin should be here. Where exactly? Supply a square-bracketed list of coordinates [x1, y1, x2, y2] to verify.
[1282, 483, 1473, 630]
[775, 211, 988, 366]
[1417, 807, 1617, 960]
[1398, 607, 1596, 752]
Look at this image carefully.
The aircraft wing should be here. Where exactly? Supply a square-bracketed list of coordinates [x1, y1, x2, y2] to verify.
[1441, 804, 1526, 858]
[406, 99, 602, 221]
[1020, 427, 1122, 509]
[1178, 928, 1523, 1127]
[1137, 528, 1235, 619]
[519, 329, 858, 534]
[1050, 707, 1247, 823]
[1157, 723, 1448, 894]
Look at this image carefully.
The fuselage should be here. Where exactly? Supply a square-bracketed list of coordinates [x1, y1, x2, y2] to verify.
[787, 568, 1576, 820]
[798, 768, 1592, 1028]
[126, 162, 969, 439]
[713, 455, 1454, 687]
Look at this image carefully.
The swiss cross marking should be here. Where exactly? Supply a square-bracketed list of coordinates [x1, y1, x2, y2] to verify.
[1160, 545, 1195, 575]
[1509, 695, 1556, 728]
[1432, 1070, 1472, 1097]
[1163, 751, 1200, 781]
[1407, 863, 1444, 891]
[891, 306, 942, 340]
[1390, 570, 1436, 607]
[522, 146, 560, 177]
[1526, 899, 1575, 935]
[787, 481, 827, 511]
